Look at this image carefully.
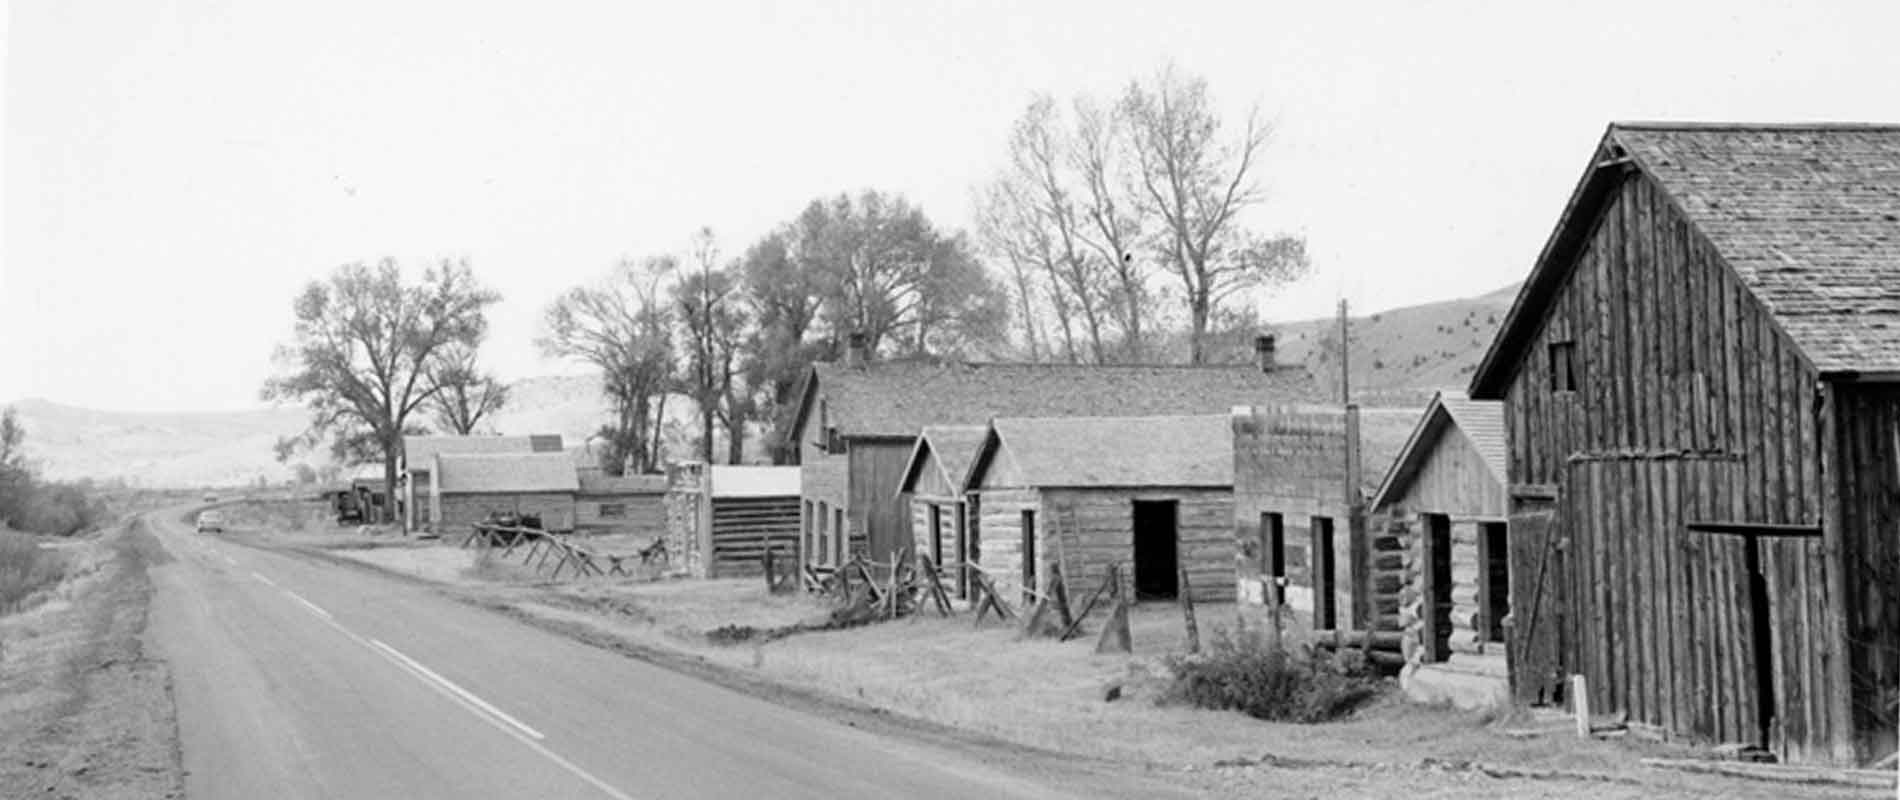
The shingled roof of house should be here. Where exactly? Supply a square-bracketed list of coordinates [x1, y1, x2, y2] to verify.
[795, 360, 1318, 439]
[969, 415, 1234, 489]
[1368, 391, 1506, 511]
[434, 452, 579, 494]
[1473, 122, 1900, 395]
[404, 434, 564, 469]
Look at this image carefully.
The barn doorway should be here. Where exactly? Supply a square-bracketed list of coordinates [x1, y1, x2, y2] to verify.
[1132, 500, 1179, 600]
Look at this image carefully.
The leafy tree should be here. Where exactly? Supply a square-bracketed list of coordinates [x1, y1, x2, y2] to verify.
[425, 344, 510, 435]
[1120, 66, 1310, 363]
[540, 257, 676, 474]
[0, 408, 29, 524]
[261, 258, 499, 505]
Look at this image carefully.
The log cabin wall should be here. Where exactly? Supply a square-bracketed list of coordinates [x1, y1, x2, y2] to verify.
[972, 488, 1038, 604]
[1829, 383, 1900, 761]
[1231, 406, 1355, 629]
[1039, 487, 1236, 603]
[1500, 169, 1839, 761]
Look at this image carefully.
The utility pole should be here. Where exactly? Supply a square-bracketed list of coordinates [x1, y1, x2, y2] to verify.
[1337, 298, 1351, 405]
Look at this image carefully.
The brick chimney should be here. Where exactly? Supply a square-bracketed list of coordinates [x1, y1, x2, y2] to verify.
[1254, 334, 1277, 372]
[844, 331, 868, 368]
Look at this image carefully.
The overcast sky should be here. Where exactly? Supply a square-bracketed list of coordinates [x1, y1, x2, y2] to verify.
[5, 0, 1899, 412]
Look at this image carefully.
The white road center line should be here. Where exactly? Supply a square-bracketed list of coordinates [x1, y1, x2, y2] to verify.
[282, 590, 333, 620]
[250, 571, 276, 587]
[367, 639, 545, 739]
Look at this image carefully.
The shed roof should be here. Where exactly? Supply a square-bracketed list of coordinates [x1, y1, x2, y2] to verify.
[710, 466, 800, 498]
[896, 425, 989, 495]
[434, 452, 579, 494]
[1368, 392, 1507, 511]
[793, 360, 1317, 441]
[404, 435, 563, 470]
[970, 415, 1233, 489]
[1472, 122, 1900, 396]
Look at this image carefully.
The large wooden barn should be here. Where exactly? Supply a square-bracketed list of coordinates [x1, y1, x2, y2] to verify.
[1470, 123, 1900, 764]
[1367, 392, 1510, 694]
[785, 335, 1315, 575]
[961, 415, 1236, 606]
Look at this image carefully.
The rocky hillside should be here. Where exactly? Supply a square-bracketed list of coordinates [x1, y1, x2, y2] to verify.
[1274, 283, 1519, 405]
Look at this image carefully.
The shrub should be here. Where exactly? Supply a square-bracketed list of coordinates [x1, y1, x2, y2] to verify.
[1161, 628, 1384, 723]
[0, 530, 67, 614]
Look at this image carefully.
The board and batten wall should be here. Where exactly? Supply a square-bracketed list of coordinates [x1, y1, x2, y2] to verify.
[1827, 383, 1900, 762]
[1499, 169, 1845, 762]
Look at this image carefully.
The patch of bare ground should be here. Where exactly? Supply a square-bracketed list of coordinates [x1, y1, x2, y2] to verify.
[293, 539, 1890, 799]
[0, 518, 183, 799]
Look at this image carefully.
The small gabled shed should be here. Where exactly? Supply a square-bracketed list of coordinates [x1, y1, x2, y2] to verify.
[962, 415, 1236, 607]
[894, 425, 987, 595]
[430, 451, 579, 533]
[1368, 391, 1509, 666]
[1470, 122, 1900, 764]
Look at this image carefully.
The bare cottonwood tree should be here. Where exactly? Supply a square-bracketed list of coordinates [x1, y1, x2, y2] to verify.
[539, 257, 675, 474]
[262, 258, 499, 502]
[1120, 66, 1309, 363]
[424, 344, 509, 435]
[675, 228, 749, 464]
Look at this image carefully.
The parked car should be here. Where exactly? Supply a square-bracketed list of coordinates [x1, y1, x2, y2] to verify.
[196, 510, 225, 534]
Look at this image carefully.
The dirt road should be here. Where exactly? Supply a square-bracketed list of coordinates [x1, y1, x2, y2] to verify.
[142, 510, 1196, 799]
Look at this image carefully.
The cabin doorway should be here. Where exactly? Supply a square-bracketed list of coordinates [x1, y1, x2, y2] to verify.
[1261, 512, 1286, 605]
[1132, 500, 1180, 600]
[1420, 513, 1453, 662]
[1020, 510, 1038, 605]
[1478, 521, 1510, 643]
[1310, 516, 1336, 629]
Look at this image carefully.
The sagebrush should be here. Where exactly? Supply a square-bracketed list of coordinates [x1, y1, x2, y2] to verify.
[0, 530, 67, 614]
[1162, 628, 1384, 723]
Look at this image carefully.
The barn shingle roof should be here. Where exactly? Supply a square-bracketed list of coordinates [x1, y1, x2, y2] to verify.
[799, 360, 1318, 439]
[1473, 122, 1900, 396]
[434, 452, 579, 494]
[974, 415, 1234, 489]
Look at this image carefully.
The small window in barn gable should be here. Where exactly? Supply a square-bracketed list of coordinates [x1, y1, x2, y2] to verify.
[1548, 341, 1579, 393]
[599, 503, 626, 519]
[826, 427, 844, 454]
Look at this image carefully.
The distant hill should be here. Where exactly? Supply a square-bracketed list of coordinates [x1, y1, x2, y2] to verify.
[1272, 282, 1519, 405]
[4, 283, 1525, 486]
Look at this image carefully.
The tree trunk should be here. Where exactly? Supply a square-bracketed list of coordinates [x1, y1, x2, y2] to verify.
[382, 446, 399, 532]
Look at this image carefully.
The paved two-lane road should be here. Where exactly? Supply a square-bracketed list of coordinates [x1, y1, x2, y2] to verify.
[143, 511, 1187, 799]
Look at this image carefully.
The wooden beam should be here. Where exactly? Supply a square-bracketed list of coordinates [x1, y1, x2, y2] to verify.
[1510, 483, 1559, 500]
[1683, 521, 1822, 538]
[1815, 382, 1856, 766]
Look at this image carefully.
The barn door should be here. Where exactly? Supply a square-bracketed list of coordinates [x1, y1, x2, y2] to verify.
[1507, 496, 1565, 706]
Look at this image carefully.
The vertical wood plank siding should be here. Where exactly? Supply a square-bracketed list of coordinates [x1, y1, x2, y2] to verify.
[1831, 385, 1900, 762]
[1501, 171, 1841, 761]
[847, 440, 917, 563]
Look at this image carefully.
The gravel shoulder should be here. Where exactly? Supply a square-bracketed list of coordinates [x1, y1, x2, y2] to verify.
[0, 517, 184, 800]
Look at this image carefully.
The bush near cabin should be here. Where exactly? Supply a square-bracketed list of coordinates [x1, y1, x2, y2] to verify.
[1163, 629, 1384, 723]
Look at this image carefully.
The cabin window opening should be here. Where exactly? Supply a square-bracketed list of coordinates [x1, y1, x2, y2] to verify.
[826, 427, 844, 454]
[598, 503, 626, 519]
[816, 502, 830, 564]
[802, 500, 814, 562]
[1310, 516, 1336, 629]
[834, 507, 847, 560]
[1548, 341, 1579, 392]
[1261, 512, 1286, 605]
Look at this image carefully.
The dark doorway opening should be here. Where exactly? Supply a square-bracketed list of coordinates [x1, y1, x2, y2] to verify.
[1020, 509, 1038, 605]
[1133, 500, 1180, 600]
[1742, 536, 1776, 747]
[964, 493, 980, 601]
[928, 504, 944, 569]
[1478, 521, 1510, 642]
[1261, 512, 1285, 605]
[1421, 513, 1453, 663]
[1310, 516, 1336, 629]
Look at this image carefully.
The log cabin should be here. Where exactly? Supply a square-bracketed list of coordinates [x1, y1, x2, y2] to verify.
[785, 333, 1316, 577]
[429, 451, 579, 533]
[1366, 391, 1510, 702]
[894, 425, 988, 599]
[401, 434, 564, 533]
[960, 414, 1236, 606]
[1230, 404, 1416, 638]
[1469, 122, 1900, 765]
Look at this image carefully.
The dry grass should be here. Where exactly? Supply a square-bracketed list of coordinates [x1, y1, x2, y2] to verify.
[0, 531, 68, 615]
